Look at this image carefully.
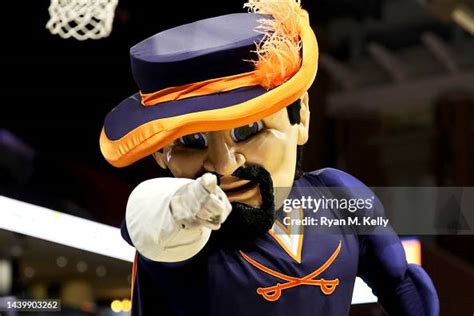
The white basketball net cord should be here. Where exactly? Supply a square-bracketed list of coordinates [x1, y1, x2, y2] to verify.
[46, 0, 119, 41]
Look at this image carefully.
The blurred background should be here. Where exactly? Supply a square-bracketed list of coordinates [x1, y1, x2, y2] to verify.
[0, 0, 473, 314]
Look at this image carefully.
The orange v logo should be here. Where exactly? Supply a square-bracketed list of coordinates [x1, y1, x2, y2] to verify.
[240, 241, 342, 302]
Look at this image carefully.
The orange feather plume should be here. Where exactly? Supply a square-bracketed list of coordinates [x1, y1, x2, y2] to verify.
[244, 0, 304, 89]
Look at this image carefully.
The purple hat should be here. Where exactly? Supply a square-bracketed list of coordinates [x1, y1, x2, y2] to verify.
[100, 0, 319, 167]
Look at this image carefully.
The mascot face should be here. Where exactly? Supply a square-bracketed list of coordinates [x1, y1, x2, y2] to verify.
[154, 93, 310, 243]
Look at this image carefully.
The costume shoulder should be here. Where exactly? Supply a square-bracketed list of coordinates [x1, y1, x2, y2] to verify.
[307, 167, 365, 187]
[304, 168, 382, 216]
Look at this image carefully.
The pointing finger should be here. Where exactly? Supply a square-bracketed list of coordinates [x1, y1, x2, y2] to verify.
[197, 173, 218, 193]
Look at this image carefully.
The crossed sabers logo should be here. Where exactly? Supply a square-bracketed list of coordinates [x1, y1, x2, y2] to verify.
[240, 241, 342, 302]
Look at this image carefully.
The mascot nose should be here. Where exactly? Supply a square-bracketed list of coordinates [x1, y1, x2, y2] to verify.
[203, 134, 245, 176]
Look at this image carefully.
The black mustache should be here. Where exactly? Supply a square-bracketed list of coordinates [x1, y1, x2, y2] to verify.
[232, 165, 269, 181]
[205, 166, 275, 210]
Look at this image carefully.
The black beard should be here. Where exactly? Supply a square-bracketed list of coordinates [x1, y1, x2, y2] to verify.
[209, 165, 275, 249]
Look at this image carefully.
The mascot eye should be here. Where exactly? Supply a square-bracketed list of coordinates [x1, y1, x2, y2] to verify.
[231, 121, 264, 142]
[179, 133, 208, 149]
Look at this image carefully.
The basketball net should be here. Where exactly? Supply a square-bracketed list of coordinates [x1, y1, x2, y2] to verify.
[46, 0, 119, 41]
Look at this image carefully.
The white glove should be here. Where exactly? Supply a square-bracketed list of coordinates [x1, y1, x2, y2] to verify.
[170, 173, 232, 231]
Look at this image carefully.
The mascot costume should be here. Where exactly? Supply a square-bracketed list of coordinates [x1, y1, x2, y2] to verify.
[100, 0, 439, 315]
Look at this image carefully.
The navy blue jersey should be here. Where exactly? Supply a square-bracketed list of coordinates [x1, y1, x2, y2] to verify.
[122, 168, 436, 316]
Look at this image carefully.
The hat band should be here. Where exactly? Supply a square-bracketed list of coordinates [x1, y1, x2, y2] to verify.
[140, 71, 261, 106]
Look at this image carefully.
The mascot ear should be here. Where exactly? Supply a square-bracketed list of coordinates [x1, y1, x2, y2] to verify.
[152, 151, 168, 169]
[297, 92, 310, 146]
